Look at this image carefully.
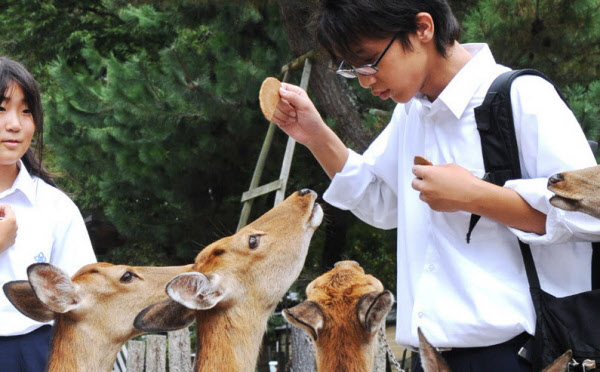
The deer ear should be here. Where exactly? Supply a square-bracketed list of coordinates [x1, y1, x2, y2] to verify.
[166, 272, 228, 310]
[357, 290, 394, 333]
[541, 350, 572, 372]
[134, 298, 196, 332]
[282, 301, 324, 341]
[418, 328, 452, 372]
[3, 281, 54, 322]
[28, 263, 81, 313]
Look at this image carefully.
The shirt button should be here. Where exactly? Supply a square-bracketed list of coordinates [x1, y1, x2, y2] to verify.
[427, 264, 436, 272]
[418, 312, 424, 318]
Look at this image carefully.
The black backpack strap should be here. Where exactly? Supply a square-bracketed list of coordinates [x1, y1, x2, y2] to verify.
[594, 242, 600, 290]
[466, 69, 567, 243]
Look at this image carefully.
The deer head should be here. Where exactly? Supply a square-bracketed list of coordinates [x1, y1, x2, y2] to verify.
[134, 189, 323, 371]
[3, 262, 191, 371]
[283, 260, 394, 372]
[548, 165, 600, 218]
[417, 327, 572, 372]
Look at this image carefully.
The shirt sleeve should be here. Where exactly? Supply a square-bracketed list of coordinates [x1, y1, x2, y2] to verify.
[323, 105, 404, 230]
[49, 193, 97, 276]
[503, 75, 600, 243]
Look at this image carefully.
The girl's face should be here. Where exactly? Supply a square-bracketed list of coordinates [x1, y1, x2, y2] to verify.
[0, 82, 35, 168]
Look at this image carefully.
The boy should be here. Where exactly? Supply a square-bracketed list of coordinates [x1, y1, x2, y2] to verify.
[270, 0, 599, 371]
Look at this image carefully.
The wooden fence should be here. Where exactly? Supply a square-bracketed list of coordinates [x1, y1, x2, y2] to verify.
[112, 329, 193, 372]
[112, 320, 407, 371]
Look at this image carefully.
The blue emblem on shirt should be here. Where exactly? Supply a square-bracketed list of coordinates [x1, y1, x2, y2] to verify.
[34, 252, 47, 263]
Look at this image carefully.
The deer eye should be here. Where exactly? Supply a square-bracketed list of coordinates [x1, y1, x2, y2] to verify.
[120, 271, 136, 283]
[248, 235, 260, 250]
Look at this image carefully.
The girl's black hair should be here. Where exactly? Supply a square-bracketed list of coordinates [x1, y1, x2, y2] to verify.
[314, 0, 461, 64]
[0, 57, 55, 186]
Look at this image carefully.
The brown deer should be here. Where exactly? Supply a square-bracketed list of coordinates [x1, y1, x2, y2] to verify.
[282, 260, 394, 372]
[3, 262, 191, 372]
[134, 189, 323, 372]
[548, 165, 600, 218]
[417, 328, 572, 372]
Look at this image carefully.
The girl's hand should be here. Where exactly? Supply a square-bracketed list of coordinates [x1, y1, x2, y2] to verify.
[0, 204, 17, 253]
[411, 163, 482, 213]
[271, 83, 328, 147]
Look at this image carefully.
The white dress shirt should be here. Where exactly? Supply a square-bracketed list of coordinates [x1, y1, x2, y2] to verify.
[0, 161, 96, 336]
[324, 44, 600, 349]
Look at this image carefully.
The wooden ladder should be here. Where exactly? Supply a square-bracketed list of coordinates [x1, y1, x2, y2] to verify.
[236, 51, 314, 231]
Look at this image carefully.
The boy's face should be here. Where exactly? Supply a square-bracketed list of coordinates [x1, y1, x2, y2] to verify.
[351, 33, 432, 103]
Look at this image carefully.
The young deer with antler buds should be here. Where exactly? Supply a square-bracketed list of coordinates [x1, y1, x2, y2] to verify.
[547, 165, 600, 218]
[282, 260, 394, 372]
[134, 189, 323, 372]
[3, 262, 191, 372]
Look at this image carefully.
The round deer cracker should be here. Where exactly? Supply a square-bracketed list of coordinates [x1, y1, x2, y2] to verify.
[259, 77, 281, 121]
[414, 155, 433, 166]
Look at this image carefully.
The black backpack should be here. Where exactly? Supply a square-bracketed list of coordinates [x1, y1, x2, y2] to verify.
[470, 68, 600, 371]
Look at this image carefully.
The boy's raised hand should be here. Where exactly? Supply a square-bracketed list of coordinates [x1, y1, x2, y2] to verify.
[271, 83, 328, 147]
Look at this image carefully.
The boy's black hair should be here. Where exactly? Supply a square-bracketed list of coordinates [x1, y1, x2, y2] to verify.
[0, 57, 55, 186]
[314, 0, 461, 64]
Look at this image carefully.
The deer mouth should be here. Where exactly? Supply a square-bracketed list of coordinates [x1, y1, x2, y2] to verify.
[308, 201, 323, 229]
[549, 195, 580, 211]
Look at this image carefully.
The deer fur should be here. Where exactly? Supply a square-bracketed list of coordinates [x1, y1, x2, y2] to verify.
[3, 262, 191, 372]
[283, 260, 394, 372]
[548, 165, 600, 218]
[134, 189, 323, 372]
[417, 328, 572, 372]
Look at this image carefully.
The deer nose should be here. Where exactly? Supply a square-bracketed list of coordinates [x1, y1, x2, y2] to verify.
[548, 173, 564, 187]
[297, 188, 314, 196]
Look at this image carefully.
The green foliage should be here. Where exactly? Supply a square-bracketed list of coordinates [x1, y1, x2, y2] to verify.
[461, 0, 600, 157]
[37, 1, 291, 263]
[462, 0, 600, 87]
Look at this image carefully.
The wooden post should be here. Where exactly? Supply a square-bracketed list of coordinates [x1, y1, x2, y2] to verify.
[289, 326, 315, 372]
[374, 329, 387, 372]
[145, 334, 167, 372]
[126, 340, 146, 372]
[168, 328, 193, 372]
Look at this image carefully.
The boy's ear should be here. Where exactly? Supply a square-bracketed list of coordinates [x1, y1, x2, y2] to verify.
[28, 263, 81, 313]
[415, 12, 435, 43]
[541, 350, 572, 372]
[418, 328, 452, 372]
[282, 301, 324, 341]
[2, 280, 54, 322]
[134, 299, 196, 332]
[357, 290, 394, 333]
[166, 272, 229, 310]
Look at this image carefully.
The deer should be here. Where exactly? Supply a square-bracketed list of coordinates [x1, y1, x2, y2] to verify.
[3, 262, 192, 372]
[282, 260, 394, 372]
[417, 327, 572, 372]
[547, 165, 600, 219]
[133, 189, 323, 372]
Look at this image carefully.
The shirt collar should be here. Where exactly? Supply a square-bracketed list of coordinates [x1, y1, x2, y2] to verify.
[0, 160, 37, 204]
[406, 43, 496, 119]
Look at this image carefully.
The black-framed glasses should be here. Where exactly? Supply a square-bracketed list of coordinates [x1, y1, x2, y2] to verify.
[336, 32, 399, 79]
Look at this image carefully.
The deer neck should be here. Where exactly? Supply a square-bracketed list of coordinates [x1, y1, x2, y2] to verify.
[316, 334, 375, 372]
[194, 305, 271, 372]
[47, 318, 123, 372]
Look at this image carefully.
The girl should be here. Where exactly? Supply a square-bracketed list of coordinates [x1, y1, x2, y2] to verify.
[0, 57, 96, 371]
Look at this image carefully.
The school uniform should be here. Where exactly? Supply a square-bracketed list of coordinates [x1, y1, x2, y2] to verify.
[0, 160, 96, 371]
[324, 43, 599, 371]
